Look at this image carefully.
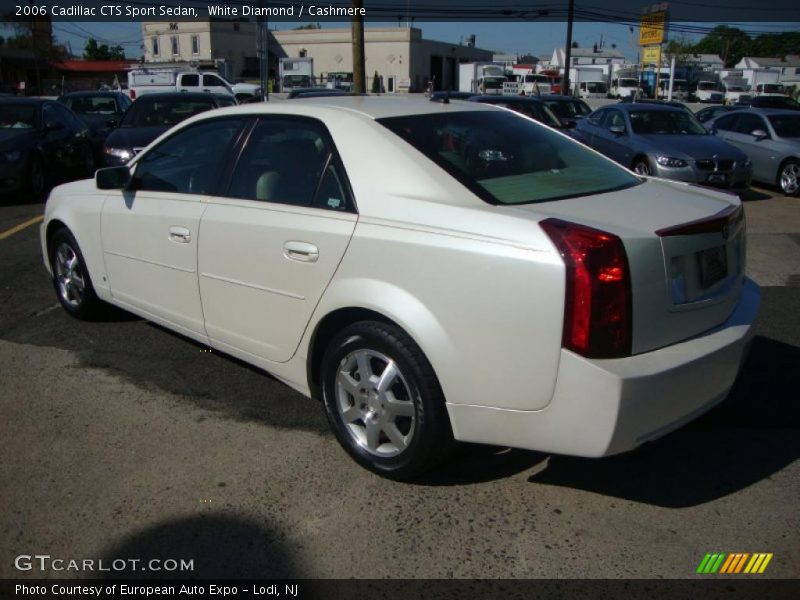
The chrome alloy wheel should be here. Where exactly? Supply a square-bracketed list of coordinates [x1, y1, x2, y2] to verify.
[633, 160, 651, 176]
[780, 162, 799, 195]
[54, 242, 86, 309]
[334, 349, 416, 457]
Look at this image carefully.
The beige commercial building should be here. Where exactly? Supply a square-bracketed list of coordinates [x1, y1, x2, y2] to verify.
[141, 22, 493, 91]
[270, 27, 493, 92]
[141, 20, 259, 80]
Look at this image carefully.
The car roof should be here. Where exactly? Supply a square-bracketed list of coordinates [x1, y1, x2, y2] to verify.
[614, 103, 686, 112]
[59, 91, 123, 97]
[135, 92, 221, 102]
[0, 97, 48, 105]
[732, 108, 800, 116]
[543, 95, 585, 102]
[470, 95, 546, 104]
[247, 95, 498, 119]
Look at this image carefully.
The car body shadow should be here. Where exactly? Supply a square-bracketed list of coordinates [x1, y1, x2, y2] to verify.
[527, 335, 799, 507]
[740, 187, 774, 201]
[100, 514, 303, 579]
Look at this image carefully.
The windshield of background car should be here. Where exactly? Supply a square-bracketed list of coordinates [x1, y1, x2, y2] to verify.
[378, 111, 641, 205]
[120, 99, 215, 127]
[63, 96, 119, 115]
[629, 109, 707, 135]
[762, 84, 784, 94]
[768, 115, 800, 137]
[0, 105, 36, 129]
[501, 101, 562, 128]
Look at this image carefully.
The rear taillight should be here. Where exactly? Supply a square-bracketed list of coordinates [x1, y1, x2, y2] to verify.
[541, 218, 632, 358]
[130, 90, 136, 100]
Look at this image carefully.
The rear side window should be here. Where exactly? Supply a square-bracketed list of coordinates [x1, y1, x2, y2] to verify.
[225, 117, 352, 211]
[714, 114, 738, 131]
[378, 111, 640, 205]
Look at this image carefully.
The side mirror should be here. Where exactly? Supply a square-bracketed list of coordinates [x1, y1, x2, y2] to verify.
[95, 165, 131, 190]
[609, 125, 626, 135]
[44, 121, 65, 133]
[751, 129, 769, 140]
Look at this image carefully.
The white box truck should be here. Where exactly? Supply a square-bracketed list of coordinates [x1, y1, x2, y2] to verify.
[693, 80, 724, 103]
[458, 63, 507, 95]
[279, 57, 315, 92]
[751, 70, 785, 96]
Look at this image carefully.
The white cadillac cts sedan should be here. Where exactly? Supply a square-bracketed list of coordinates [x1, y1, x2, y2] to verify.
[41, 97, 759, 480]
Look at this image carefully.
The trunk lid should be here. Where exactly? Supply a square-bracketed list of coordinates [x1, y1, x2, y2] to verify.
[513, 178, 746, 354]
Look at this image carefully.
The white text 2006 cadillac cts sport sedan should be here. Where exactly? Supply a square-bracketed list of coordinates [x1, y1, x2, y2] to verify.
[41, 97, 759, 480]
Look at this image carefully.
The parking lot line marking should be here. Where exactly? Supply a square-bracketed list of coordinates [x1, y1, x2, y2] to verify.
[0, 215, 44, 240]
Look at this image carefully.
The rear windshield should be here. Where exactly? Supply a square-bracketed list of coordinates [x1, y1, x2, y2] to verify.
[120, 99, 215, 127]
[62, 95, 120, 115]
[377, 111, 640, 205]
[545, 99, 591, 118]
[0, 104, 36, 129]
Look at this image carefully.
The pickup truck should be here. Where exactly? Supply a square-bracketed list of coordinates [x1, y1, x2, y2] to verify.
[127, 69, 260, 101]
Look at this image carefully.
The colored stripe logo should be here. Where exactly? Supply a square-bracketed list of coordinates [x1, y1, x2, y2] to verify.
[697, 553, 773, 574]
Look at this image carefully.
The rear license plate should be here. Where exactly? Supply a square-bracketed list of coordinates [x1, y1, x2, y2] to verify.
[699, 246, 728, 288]
[707, 173, 728, 184]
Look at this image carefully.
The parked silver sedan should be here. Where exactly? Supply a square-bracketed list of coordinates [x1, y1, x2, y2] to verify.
[574, 103, 752, 191]
[706, 109, 800, 196]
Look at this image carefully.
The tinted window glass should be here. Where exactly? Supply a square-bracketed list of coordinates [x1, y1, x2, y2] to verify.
[0, 104, 36, 129]
[768, 114, 800, 137]
[131, 118, 242, 195]
[733, 114, 766, 135]
[63, 95, 121, 115]
[603, 110, 626, 129]
[226, 118, 340, 208]
[628, 109, 706, 135]
[378, 111, 640, 205]
[714, 114, 738, 131]
[42, 104, 68, 127]
[586, 109, 605, 126]
[203, 74, 224, 87]
[120, 98, 216, 128]
[181, 74, 199, 87]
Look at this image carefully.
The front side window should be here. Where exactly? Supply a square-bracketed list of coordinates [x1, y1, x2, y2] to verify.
[131, 119, 243, 195]
[378, 111, 640, 205]
[733, 114, 766, 135]
[226, 117, 350, 211]
[713, 114, 738, 131]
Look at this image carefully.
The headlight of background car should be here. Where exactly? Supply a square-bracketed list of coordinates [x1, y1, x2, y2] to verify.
[0, 151, 22, 163]
[656, 156, 688, 168]
[103, 147, 133, 162]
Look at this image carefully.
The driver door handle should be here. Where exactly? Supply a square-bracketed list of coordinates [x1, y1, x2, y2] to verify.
[284, 241, 319, 263]
[169, 226, 191, 243]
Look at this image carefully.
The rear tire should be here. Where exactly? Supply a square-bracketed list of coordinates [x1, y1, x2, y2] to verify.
[320, 321, 454, 480]
[778, 160, 800, 196]
[28, 155, 47, 202]
[49, 228, 106, 320]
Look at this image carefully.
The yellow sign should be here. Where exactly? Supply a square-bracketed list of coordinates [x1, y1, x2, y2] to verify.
[640, 11, 667, 45]
[642, 45, 662, 65]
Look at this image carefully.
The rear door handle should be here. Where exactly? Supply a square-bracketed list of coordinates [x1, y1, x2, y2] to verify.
[169, 226, 191, 243]
[284, 241, 319, 263]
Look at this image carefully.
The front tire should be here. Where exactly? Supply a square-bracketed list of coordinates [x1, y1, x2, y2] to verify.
[320, 321, 453, 480]
[633, 158, 652, 176]
[28, 155, 47, 202]
[49, 228, 105, 320]
[778, 160, 800, 196]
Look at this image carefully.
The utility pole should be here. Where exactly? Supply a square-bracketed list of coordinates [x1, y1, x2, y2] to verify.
[351, 0, 366, 93]
[562, 0, 575, 96]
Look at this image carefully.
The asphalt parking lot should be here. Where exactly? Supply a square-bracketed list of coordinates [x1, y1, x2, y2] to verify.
[1, 186, 798, 580]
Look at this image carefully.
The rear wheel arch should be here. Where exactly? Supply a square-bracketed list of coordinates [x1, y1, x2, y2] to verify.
[306, 307, 398, 399]
[777, 157, 800, 196]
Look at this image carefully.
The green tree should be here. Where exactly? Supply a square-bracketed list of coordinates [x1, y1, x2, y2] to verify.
[371, 70, 381, 93]
[693, 25, 751, 67]
[83, 38, 125, 61]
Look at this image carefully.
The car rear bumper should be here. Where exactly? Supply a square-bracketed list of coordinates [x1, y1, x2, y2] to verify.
[446, 277, 759, 457]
